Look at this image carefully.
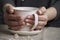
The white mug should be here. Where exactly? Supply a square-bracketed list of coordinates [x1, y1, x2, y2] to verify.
[9, 7, 41, 35]
[13, 7, 38, 31]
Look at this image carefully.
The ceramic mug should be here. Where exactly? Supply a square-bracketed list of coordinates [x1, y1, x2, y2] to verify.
[9, 7, 41, 35]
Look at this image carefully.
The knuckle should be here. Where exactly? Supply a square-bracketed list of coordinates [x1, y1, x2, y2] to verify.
[38, 21, 47, 26]
[43, 21, 47, 25]
[38, 21, 43, 25]
[26, 23, 33, 27]
[8, 21, 18, 26]
[35, 26, 42, 30]
[45, 17, 48, 21]
[45, 21, 47, 25]
[25, 19, 34, 25]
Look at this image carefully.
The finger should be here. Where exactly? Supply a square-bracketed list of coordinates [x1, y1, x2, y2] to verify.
[35, 26, 44, 30]
[30, 26, 42, 31]
[8, 25, 24, 28]
[26, 15, 34, 20]
[25, 19, 34, 25]
[8, 26, 22, 31]
[26, 23, 33, 28]
[37, 10, 42, 15]
[7, 21, 24, 26]
[38, 21, 47, 26]
[37, 7, 46, 15]
[18, 21, 25, 26]
[6, 5, 14, 14]
[38, 15, 48, 21]
[7, 21, 18, 26]
[8, 14, 21, 21]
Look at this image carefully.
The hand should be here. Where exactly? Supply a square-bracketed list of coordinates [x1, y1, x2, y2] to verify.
[3, 4, 24, 31]
[25, 7, 48, 30]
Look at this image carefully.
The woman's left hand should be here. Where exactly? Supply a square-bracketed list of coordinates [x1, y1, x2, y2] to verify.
[25, 7, 48, 31]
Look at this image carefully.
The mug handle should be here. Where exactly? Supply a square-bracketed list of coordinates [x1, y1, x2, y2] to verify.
[31, 13, 38, 30]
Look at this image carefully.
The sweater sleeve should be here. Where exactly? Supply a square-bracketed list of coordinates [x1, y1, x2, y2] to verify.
[0, 0, 15, 24]
[51, 0, 60, 19]
[0, 0, 15, 6]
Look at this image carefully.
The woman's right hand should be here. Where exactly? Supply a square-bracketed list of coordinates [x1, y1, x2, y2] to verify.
[3, 4, 24, 31]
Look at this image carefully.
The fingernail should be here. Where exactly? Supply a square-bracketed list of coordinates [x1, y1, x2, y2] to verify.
[10, 10, 14, 13]
[26, 23, 30, 26]
[39, 10, 42, 14]
[11, 9, 14, 12]
[27, 16, 31, 18]
[26, 19, 29, 21]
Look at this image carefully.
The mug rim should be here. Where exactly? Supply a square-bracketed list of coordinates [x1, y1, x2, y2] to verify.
[13, 7, 38, 11]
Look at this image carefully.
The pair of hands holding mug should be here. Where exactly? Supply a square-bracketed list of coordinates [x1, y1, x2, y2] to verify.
[3, 4, 48, 31]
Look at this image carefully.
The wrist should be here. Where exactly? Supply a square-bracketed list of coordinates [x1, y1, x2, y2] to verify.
[44, 7, 57, 21]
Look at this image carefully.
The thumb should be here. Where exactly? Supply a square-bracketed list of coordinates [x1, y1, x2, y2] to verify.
[37, 7, 46, 15]
[3, 4, 14, 14]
